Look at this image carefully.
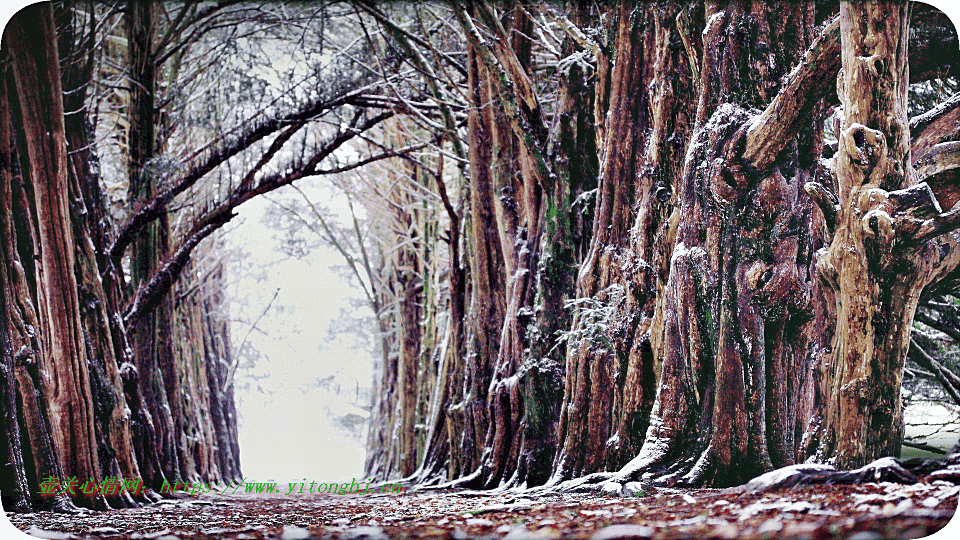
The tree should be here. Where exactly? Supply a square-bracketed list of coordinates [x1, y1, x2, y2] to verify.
[815, 0, 960, 469]
[4, 0, 960, 514]
[360, 0, 960, 490]
[5, 2, 109, 510]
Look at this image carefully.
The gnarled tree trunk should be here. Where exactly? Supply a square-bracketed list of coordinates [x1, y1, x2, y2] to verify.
[609, 0, 830, 488]
[815, 0, 960, 469]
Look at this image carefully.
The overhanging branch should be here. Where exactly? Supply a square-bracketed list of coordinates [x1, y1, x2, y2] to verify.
[910, 92, 960, 161]
[743, 16, 840, 170]
[108, 90, 377, 267]
[122, 111, 393, 326]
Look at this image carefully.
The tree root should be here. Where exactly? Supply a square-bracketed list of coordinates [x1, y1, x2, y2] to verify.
[732, 456, 960, 494]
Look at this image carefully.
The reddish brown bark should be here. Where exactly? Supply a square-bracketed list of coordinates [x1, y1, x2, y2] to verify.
[6, 2, 106, 508]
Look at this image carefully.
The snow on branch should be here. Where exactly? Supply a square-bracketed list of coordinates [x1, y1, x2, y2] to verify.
[108, 89, 381, 267]
[122, 111, 394, 326]
[910, 92, 960, 161]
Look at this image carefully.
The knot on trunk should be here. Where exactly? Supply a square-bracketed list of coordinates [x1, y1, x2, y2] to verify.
[696, 104, 752, 205]
[843, 123, 886, 173]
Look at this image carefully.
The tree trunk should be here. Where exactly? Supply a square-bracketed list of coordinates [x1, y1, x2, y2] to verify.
[447, 44, 506, 482]
[606, 0, 829, 488]
[554, 2, 696, 481]
[0, 53, 33, 513]
[815, 0, 960, 469]
[56, 2, 144, 506]
[6, 2, 107, 509]
[125, 0, 181, 489]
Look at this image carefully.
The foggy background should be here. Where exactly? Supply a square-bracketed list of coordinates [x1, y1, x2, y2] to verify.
[223, 181, 375, 484]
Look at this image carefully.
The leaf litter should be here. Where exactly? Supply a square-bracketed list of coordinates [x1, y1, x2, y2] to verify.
[6, 479, 957, 540]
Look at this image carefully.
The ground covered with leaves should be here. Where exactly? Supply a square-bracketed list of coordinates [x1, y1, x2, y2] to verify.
[6, 480, 958, 540]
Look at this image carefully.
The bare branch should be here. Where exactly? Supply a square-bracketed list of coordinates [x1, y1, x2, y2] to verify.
[743, 16, 841, 170]
[910, 92, 960, 161]
[108, 90, 375, 266]
[122, 111, 393, 326]
[123, 207, 234, 327]
[909, 338, 960, 409]
[916, 141, 960, 182]
[221, 287, 280, 397]
[548, 9, 601, 59]
[355, 0, 468, 79]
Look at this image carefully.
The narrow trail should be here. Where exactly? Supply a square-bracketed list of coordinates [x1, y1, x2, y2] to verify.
[8, 480, 957, 540]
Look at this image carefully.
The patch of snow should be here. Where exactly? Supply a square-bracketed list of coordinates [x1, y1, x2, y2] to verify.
[503, 525, 533, 539]
[742, 463, 835, 492]
[756, 519, 783, 535]
[600, 482, 622, 496]
[736, 500, 819, 521]
[23, 527, 74, 540]
[589, 524, 655, 540]
[341, 526, 388, 540]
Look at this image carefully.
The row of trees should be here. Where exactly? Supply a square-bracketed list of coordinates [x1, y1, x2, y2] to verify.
[345, 0, 960, 490]
[1, 0, 959, 513]
[0, 0, 421, 511]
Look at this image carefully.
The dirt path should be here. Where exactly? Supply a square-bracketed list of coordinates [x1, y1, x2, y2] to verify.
[6, 481, 958, 540]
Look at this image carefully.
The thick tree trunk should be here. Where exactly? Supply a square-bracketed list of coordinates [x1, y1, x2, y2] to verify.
[554, 2, 696, 481]
[0, 56, 33, 513]
[604, 0, 828, 488]
[7, 3, 109, 509]
[447, 45, 506, 482]
[454, 3, 553, 489]
[56, 3, 143, 506]
[814, 0, 960, 469]
[2, 60, 81, 513]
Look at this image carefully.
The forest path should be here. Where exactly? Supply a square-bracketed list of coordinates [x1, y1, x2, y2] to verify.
[7, 482, 957, 540]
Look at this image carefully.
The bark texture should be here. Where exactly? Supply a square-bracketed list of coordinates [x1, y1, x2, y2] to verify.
[814, 0, 960, 469]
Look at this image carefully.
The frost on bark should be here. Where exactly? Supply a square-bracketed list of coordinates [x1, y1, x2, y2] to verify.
[446, 2, 602, 488]
[814, 0, 960, 469]
[553, 2, 696, 481]
[606, 0, 832, 488]
[453, 3, 543, 488]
